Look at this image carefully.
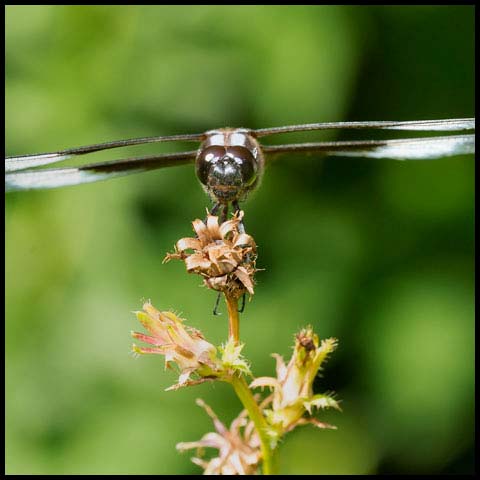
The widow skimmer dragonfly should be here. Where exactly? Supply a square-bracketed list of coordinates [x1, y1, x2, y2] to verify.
[5, 118, 475, 217]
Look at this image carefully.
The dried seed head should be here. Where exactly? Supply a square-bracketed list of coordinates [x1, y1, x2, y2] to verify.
[164, 210, 257, 299]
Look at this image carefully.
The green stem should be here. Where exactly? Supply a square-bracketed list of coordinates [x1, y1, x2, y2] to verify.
[229, 375, 274, 475]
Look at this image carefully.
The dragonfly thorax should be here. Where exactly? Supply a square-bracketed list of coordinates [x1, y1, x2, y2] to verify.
[195, 129, 264, 204]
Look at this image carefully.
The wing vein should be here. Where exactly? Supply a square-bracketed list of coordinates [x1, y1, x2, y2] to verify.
[6, 132, 204, 172]
[263, 134, 475, 160]
[255, 118, 475, 137]
[5, 150, 197, 192]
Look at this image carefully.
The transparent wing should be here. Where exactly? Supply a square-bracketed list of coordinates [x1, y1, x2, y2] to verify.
[254, 118, 475, 138]
[5, 150, 197, 192]
[262, 134, 475, 161]
[5, 132, 205, 172]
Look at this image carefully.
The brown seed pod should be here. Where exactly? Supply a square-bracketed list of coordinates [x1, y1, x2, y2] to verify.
[165, 210, 257, 298]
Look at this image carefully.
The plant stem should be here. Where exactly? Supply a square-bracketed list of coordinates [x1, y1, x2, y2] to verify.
[225, 294, 240, 344]
[229, 375, 274, 475]
[225, 295, 274, 474]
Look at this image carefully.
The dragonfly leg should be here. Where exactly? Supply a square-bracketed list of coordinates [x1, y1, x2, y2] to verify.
[213, 292, 222, 316]
[232, 200, 245, 234]
[238, 293, 246, 313]
[232, 200, 250, 315]
[232, 200, 241, 214]
[205, 202, 221, 224]
[232, 200, 249, 255]
[220, 203, 229, 223]
[210, 202, 221, 216]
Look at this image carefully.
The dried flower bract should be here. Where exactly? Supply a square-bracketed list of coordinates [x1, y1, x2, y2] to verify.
[164, 210, 257, 299]
[177, 399, 261, 475]
[131, 301, 251, 390]
[250, 327, 340, 440]
[131, 301, 222, 390]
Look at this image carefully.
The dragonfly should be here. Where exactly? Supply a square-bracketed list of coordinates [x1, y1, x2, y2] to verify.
[5, 118, 476, 315]
[5, 118, 475, 220]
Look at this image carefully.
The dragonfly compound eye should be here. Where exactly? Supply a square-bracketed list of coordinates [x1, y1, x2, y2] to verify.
[195, 146, 226, 186]
[196, 146, 257, 188]
[227, 146, 258, 187]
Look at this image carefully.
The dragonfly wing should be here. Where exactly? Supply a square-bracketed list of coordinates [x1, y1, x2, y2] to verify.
[255, 118, 475, 137]
[5, 150, 197, 192]
[262, 134, 475, 161]
[5, 153, 74, 172]
[376, 118, 475, 132]
[5, 132, 204, 172]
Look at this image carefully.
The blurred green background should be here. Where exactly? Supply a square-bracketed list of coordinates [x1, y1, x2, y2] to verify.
[5, 5, 474, 475]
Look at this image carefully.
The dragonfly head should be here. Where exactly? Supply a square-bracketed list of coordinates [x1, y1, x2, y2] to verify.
[196, 141, 261, 204]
